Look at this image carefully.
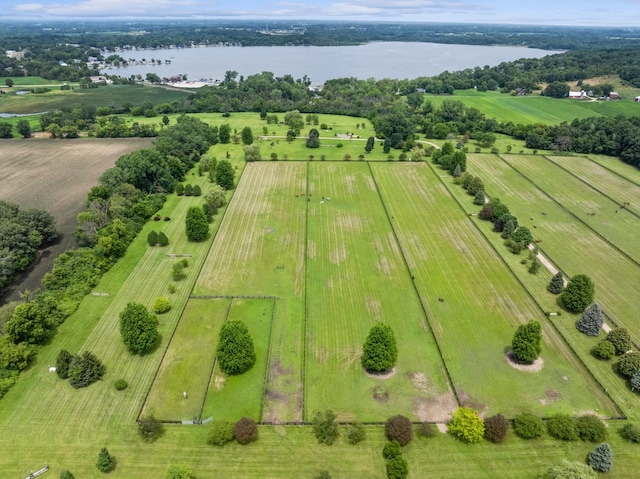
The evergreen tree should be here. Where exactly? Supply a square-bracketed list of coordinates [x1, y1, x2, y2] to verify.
[175, 183, 184, 196]
[606, 328, 631, 355]
[528, 256, 541, 274]
[362, 322, 398, 373]
[241, 126, 254, 145]
[184, 184, 194, 196]
[216, 320, 256, 375]
[577, 303, 605, 336]
[501, 219, 516, 239]
[511, 320, 542, 363]
[55, 349, 72, 379]
[157, 231, 169, 246]
[147, 230, 158, 246]
[96, 447, 114, 472]
[215, 160, 235, 189]
[588, 443, 613, 472]
[192, 184, 201, 196]
[472, 190, 485, 205]
[185, 206, 209, 241]
[548, 272, 564, 294]
[365, 136, 375, 153]
[68, 351, 105, 389]
[631, 370, 640, 392]
[119, 302, 160, 355]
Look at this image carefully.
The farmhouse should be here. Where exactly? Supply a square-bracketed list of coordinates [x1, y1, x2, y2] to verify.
[90, 75, 112, 84]
[568, 90, 588, 99]
[636, 96, 640, 102]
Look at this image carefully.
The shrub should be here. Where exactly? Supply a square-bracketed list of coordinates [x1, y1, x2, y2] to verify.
[484, 413, 509, 443]
[233, 417, 258, 444]
[216, 320, 256, 375]
[138, 415, 165, 442]
[513, 412, 545, 439]
[168, 284, 176, 294]
[631, 369, 640, 393]
[448, 407, 485, 443]
[153, 297, 171, 314]
[172, 262, 187, 281]
[312, 410, 339, 445]
[385, 415, 413, 446]
[617, 352, 640, 378]
[175, 183, 184, 196]
[546, 414, 579, 441]
[147, 230, 158, 246]
[119, 302, 160, 355]
[561, 274, 595, 313]
[588, 443, 613, 472]
[314, 472, 331, 479]
[207, 420, 235, 446]
[193, 184, 201, 196]
[382, 440, 402, 460]
[576, 303, 604, 336]
[592, 340, 615, 360]
[545, 460, 597, 479]
[473, 190, 485, 205]
[345, 422, 366, 444]
[157, 231, 169, 246]
[386, 455, 408, 479]
[55, 349, 73, 379]
[60, 470, 75, 479]
[166, 464, 196, 479]
[547, 272, 564, 294]
[606, 328, 632, 355]
[576, 414, 607, 442]
[184, 184, 194, 196]
[185, 206, 209, 241]
[68, 351, 105, 389]
[114, 378, 128, 391]
[164, 216, 171, 221]
[619, 423, 640, 443]
[417, 422, 438, 438]
[96, 447, 114, 472]
[362, 322, 398, 373]
[511, 320, 542, 363]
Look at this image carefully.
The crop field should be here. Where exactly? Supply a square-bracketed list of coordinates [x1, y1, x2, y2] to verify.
[371, 162, 617, 417]
[467, 154, 640, 340]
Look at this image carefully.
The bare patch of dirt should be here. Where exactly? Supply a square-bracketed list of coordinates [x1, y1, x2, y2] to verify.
[407, 372, 429, 393]
[214, 376, 225, 390]
[413, 393, 458, 423]
[505, 352, 544, 372]
[373, 385, 390, 403]
[457, 390, 486, 414]
[365, 367, 396, 380]
[270, 359, 292, 378]
[540, 389, 561, 405]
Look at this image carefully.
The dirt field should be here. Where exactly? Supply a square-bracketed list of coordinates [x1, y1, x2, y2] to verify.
[0, 137, 153, 304]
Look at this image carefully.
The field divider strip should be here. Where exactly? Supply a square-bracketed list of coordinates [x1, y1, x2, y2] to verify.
[584, 155, 640, 188]
[301, 160, 310, 422]
[498, 154, 640, 269]
[367, 161, 461, 407]
[428, 160, 626, 419]
[543, 155, 640, 220]
[259, 298, 277, 422]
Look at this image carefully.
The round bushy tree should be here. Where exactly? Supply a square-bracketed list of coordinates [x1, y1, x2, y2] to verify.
[215, 160, 235, 190]
[484, 413, 509, 443]
[119, 302, 160, 355]
[576, 414, 607, 442]
[547, 272, 564, 294]
[311, 409, 339, 445]
[166, 464, 196, 479]
[513, 412, 545, 439]
[96, 447, 114, 472]
[511, 320, 542, 363]
[241, 126, 254, 145]
[147, 230, 158, 246]
[617, 352, 640, 379]
[193, 184, 201, 197]
[233, 417, 258, 444]
[385, 415, 413, 446]
[138, 415, 165, 442]
[545, 460, 597, 479]
[362, 322, 398, 373]
[55, 349, 73, 379]
[207, 420, 235, 446]
[184, 184, 194, 196]
[547, 413, 579, 441]
[175, 183, 184, 196]
[511, 226, 533, 246]
[345, 422, 366, 445]
[157, 231, 169, 246]
[561, 274, 595, 313]
[606, 328, 632, 355]
[588, 443, 613, 472]
[153, 297, 171, 314]
[592, 340, 615, 360]
[185, 206, 209, 242]
[216, 320, 256, 375]
[386, 455, 408, 479]
[448, 407, 485, 443]
[68, 351, 105, 389]
[620, 423, 640, 443]
[577, 303, 605, 336]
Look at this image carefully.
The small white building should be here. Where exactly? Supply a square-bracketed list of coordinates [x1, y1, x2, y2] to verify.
[635, 96, 640, 103]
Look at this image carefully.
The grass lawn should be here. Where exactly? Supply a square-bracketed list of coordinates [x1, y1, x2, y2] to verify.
[142, 298, 230, 421]
[202, 298, 274, 421]
[372, 162, 617, 418]
[587, 154, 640, 188]
[305, 162, 453, 422]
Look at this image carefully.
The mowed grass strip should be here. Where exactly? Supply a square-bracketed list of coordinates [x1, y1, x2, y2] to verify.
[500, 154, 640, 265]
[546, 155, 640, 217]
[468, 154, 640, 342]
[143, 298, 230, 421]
[372, 162, 614, 417]
[202, 298, 274, 421]
[588, 154, 640, 187]
[195, 162, 307, 422]
[305, 162, 453, 422]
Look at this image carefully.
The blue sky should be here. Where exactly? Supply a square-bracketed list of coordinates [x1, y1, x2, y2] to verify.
[3, 0, 640, 26]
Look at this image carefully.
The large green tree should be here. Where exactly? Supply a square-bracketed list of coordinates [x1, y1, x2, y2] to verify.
[241, 126, 253, 145]
[119, 302, 160, 355]
[185, 206, 209, 242]
[511, 320, 542, 363]
[362, 322, 398, 373]
[216, 320, 256, 375]
[214, 159, 235, 190]
[561, 274, 594, 313]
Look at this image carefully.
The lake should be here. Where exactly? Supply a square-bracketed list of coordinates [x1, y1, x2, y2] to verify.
[102, 42, 555, 84]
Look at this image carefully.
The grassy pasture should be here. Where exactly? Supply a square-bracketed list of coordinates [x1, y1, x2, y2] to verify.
[194, 162, 307, 423]
[546, 155, 640, 217]
[588, 154, 640, 188]
[0, 83, 189, 115]
[499, 154, 640, 265]
[467, 154, 640, 340]
[371, 162, 616, 418]
[202, 298, 274, 421]
[305, 162, 453, 422]
[142, 298, 230, 421]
